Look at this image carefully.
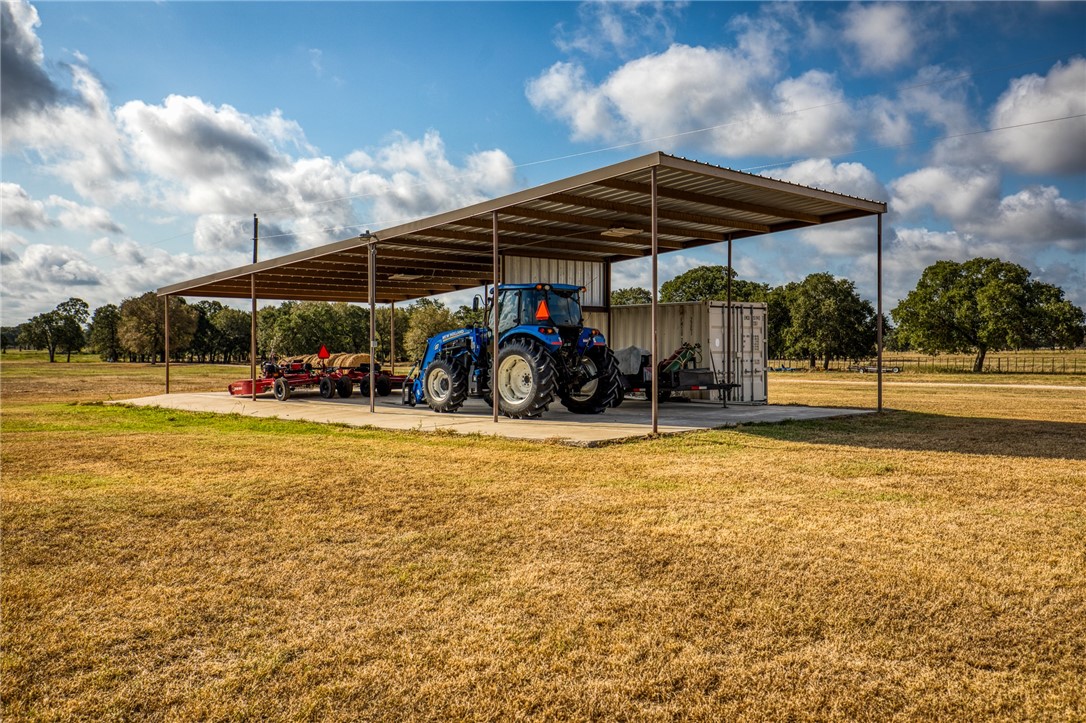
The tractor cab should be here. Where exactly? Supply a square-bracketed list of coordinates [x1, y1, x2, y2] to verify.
[492, 283, 584, 337]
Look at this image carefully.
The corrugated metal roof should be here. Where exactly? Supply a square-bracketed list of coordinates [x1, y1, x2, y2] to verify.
[158, 151, 886, 303]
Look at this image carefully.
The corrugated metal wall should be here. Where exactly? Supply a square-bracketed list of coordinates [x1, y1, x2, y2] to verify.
[502, 256, 605, 308]
[609, 301, 767, 404]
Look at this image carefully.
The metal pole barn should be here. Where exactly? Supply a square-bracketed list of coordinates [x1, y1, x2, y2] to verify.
[251, 214, 259, 401]
[368, 240, 377, 413]
[650, 166, 659, 435]
[492, 211, 499, 424]
[164, 295, 170, 393]
[877, 213, 883, 412]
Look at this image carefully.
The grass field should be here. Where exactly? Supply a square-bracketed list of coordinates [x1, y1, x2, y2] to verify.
[2, 353, 1084, 720]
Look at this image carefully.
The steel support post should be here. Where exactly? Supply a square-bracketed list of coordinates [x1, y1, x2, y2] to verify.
[164, 295, 170, 393]
[650, 166, 659, 435]
[603, 260, 612, 340]
[251, 214, 259, 401]
[877, 213, 883, 412]
[389, 300, 395, 375]
[725, 236, 732, 409]
[368, 242, 377, 413]
[492, 211, 500, 424]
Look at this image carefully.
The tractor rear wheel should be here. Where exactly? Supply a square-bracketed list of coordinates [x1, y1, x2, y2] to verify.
[319, 377, 336, 399]
[495, 339, 555, 419]
[424, 358, 468, 413]
[560, 346, 622, 414]
[336, 377, 354, 398]
[273, 377, 291, 401]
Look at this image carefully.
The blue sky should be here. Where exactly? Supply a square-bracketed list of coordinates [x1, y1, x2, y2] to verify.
[2, 1, 1084, 325]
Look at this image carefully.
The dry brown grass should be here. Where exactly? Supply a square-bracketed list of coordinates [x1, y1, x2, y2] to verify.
[2, 353, 1084, 720]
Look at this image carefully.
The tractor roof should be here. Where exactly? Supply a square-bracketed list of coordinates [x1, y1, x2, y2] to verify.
[499, 283, 581, 292]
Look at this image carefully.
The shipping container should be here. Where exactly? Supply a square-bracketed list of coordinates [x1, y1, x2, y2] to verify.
[609, 301, 767, 404]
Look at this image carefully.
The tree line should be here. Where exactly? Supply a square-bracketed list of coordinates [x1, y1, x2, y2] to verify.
[611, 258, 1084, 371]
[5, 258, 1082, 372]
[2, 291, 485, 365]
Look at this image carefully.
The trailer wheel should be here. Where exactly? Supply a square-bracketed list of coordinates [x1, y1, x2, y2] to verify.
[336, 377, 354, 398]
[375, 375, 392, 397]
[424, 358, 468, 413]
[319, 377, 336, 399]
[273, 377, 291, 401]
[560, 347, 622, 415]
[495, 339, 555, 419]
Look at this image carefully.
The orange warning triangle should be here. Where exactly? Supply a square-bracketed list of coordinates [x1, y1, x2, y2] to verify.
[318, 344, 330, 359]
[535, 299, 550, 321]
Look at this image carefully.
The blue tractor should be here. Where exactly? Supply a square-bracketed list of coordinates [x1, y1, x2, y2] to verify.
[403, 283, 623, 418]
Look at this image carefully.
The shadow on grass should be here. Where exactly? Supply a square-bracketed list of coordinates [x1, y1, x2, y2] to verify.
[735, 410, 1086, 461]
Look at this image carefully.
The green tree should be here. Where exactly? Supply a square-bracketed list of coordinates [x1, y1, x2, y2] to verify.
[119, 292, 197, 362]
[660, 265, 770, 303]
[374, 305, 412, 364]
[610, 287, 652, 306]
[784, 273, 876, 369]
[212, 307, 253, 363]
[18, 311, 62, 362]
[403, 299, 457, 360]
[891, 258, 1081, 372]
[0, 326, 19, 353]
[189, 301, 225, 362]
[88, 304, 123, 361]
[1028, 281, 1086, 349]
[55, 297, 90, 362]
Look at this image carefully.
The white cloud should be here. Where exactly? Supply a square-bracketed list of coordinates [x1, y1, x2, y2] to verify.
[1, 182, 52, 229]
[527, 39, 858, 157]
[47, 195, 123, 234]
[841, 3, 917, 73]
[554, 1, 685, 58]
[765, 158, 886, 202]
[89, 237, 145, 265]
[348, 131, 516, 225]
[988, 57, 1086, 174]
[3, 243, 103, 287]
[966, 185, 1086, 251]
[890, 166, 1000, 221]
[2, 61, 134, 204]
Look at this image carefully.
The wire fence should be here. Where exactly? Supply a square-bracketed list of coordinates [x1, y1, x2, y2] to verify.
[770, 351, 1086, 375]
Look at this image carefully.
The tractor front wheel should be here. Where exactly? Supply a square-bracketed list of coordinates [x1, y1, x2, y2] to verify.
[495, 339, 555, 419]
[273, 377, 292, 401]
[560, 346, 622, 414]
[424, 358, 468, 413]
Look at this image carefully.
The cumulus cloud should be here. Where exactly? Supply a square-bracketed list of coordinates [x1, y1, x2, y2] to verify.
[0, 0, 62, 119]
[348, 131, 516, 225]
[47, 195, 124, 234]
[4, 243, 103, 287]
[988, 57, 1086, 174]
[840, 3, 918, 73]
[528, 36, 858, 157]
[1, 182, 52, 229]
[890, 166, 1000, 221]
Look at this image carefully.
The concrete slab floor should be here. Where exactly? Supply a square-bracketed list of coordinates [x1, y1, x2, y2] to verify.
[116, 391, 874, 446]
